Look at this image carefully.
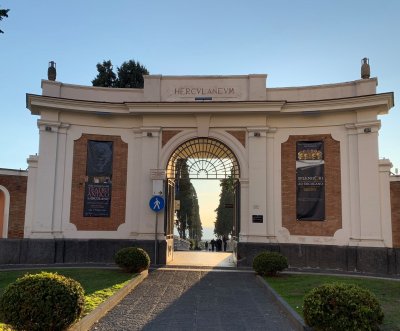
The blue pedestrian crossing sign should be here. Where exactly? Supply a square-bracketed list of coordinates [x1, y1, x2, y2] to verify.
[149, 195, 165, 212]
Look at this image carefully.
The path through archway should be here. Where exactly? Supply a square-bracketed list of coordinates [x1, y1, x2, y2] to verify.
[164, 137, 241, 267]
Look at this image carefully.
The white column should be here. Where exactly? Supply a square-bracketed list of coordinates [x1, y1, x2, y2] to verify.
[246, 127, 268, 242]
[347, 121, 384, 247]
[357, 122, 383, 245]
[51, 124, 70, 238]
[346, 124, 361, 242]
[126, 129, 141, 237]
[266, 128, 277, 240]
[137, 127, 163, 240]
[24, 155, 38, 237]
[239, 179, 249, 241]
[30, 120, 62, 238]
[379, 159, 393, 247]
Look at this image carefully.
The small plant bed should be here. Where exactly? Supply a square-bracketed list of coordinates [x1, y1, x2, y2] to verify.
[265, 273, 400, 331]
[0, 268, 135, 330]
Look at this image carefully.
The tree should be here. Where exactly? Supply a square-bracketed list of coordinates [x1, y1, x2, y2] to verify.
[91, 59, 149, 88]
[91, 60, 117, 87]
[174, 159, 202, 241]
[116, 60, 149, 88]
[214, 176, 235, 237]
[188, 186, 202, 242]
[0, 7, 9, 34]
[175, 159, 191, 239]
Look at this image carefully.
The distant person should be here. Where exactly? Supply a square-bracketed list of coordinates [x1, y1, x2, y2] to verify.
[223, 236, 228, 252]
[210, 239, 216, 252]
[216, 238, 222, 252]
[205, 241, 209, 251]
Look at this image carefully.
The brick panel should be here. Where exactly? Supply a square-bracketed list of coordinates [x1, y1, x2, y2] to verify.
[162, 130, 182, 147]
[70, 134, 127, 231]
[0, 173, 27, 238]
[391, 181, 400, 247]
[281, 134, 342, 236]
[226, 130, 246, 147]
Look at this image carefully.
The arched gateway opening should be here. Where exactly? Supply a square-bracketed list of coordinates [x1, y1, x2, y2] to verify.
[164, 137, 241, 266]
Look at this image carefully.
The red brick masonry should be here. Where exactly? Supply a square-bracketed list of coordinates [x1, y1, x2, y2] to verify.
[226, 131, 246, 147]
[162, 130, 182, 147]
[0, 172, 27, 238]
[281, 134, 342, 236]
[391, 180, 400, 247]
[70, 134, 128, 231]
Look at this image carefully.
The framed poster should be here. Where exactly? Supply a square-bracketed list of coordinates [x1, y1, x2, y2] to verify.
[83, 182, 112, 217]
[296, 141, 325, 221]
[87, 141, 113, 177]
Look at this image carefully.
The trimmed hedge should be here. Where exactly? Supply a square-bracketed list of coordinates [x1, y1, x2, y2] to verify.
[303, 282, 384, 331]
[0, 272, 84, 331]
[115, 247, 150, 273]
[252, 251, 288, 276]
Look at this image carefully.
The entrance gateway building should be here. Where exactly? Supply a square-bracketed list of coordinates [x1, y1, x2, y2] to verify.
[1, 65, 399, 274]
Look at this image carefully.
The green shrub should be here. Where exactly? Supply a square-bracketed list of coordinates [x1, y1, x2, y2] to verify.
[0, 271, 84, 331]
[115, 247, 150, 273]
[303, 282, 384, 331]
[252, 251, 288, 276]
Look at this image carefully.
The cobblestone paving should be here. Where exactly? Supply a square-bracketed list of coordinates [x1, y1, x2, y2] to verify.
[92, 269, 296, 331]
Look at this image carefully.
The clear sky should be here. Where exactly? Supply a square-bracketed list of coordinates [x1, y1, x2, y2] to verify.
[1, 1, 399, 236]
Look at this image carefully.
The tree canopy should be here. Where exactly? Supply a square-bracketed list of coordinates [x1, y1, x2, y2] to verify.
[0, 7, 9, 34]
[92, 59, 149, 88]
[174, 159, 202, 241]
[91, 60, 116, 87]
[214, 176, 235, 237]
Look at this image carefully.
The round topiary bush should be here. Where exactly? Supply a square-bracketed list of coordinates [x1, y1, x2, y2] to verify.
[303, 282, 384, 331]
[0, 271, 84, 331]
[115, 247, 150, 273]
[252, 251, 288, 276]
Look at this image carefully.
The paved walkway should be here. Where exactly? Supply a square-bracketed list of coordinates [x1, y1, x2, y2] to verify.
[170, 251, 236, 267]
[91, 269, 296, 331]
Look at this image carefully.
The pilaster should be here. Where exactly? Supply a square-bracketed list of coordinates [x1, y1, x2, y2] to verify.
[347, 120, 384, 246]
[24, 155, 38, 237]
[31, 120, 66, 238]
[52, 123, 70, 238]
[266, 127, 277, 240]
[247, 127, 268, 239]
[379, 159, 393, 247]
[137, 127, 164, 238]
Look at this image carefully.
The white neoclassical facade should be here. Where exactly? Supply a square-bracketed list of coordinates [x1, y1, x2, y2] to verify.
[20, 72, 398, 271]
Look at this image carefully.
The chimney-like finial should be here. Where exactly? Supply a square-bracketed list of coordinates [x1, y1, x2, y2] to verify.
[48, 61, 57, 81]
[361, 58, 370, 79]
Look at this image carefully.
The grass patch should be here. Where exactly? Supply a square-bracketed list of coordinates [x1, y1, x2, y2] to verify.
[265, 273, 400, 331]
[0, 268, 134, 330]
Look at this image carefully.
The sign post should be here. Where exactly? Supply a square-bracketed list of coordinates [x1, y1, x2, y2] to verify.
[149, 195, 165, 265]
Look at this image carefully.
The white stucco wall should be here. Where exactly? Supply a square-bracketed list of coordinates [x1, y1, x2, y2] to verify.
[25, 74, 394, 247]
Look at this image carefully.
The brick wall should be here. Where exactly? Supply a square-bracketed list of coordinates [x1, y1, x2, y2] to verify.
[162, 130, 182, 147]
[0, 172, 27, 238]
[391, 180, 400, 247]
[281, 134, 342, 236]
[70, 134, 128, 231]
[226, 131, 246, 147]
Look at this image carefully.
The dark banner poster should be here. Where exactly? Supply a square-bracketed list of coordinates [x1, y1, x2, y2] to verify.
[83, 183, 112, 217]
[296, 141, 325, 221]
[87, 141, 113, 177]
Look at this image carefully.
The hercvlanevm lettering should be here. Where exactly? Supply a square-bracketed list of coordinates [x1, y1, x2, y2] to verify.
[174, 87, 235, 95]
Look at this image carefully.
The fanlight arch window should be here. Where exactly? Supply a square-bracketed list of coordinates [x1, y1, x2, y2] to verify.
[167, 138, 240, 179]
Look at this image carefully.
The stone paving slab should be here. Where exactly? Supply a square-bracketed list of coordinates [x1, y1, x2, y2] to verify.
[91, 269, 296, 331]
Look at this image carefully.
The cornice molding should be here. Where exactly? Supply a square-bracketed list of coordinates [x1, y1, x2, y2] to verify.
[26, 92, 394, 116]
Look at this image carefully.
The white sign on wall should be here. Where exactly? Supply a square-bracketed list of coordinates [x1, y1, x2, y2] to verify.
[150, 169, 166, 180]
